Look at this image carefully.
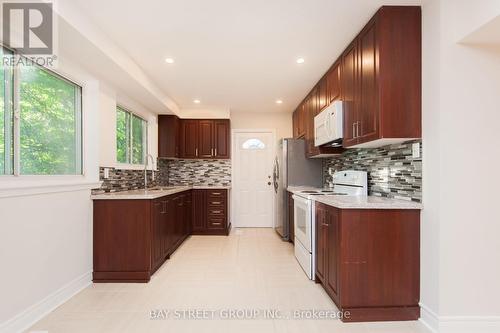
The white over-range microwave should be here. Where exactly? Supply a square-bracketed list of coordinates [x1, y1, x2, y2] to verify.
[314, 100, 343, 147]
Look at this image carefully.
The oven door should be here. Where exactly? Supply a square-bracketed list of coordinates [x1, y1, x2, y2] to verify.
[292, 194, 312, 252]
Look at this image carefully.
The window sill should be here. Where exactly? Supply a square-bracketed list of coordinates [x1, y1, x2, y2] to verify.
[114, 163, 155, 171]
[0, 177, 102, 199]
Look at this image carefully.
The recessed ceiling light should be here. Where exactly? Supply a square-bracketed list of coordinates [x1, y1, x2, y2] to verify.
[193, 99, 201, 104]
[165, 58, 175, 64]
[276, 100, 283, 104]
[296, 57, 305, 64]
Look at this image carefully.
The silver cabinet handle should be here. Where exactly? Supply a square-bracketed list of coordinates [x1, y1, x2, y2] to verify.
[211, 201, 221, 204]
[195, 148, 198, 157]
[352, 123, 356, 138]
[211, 148, 214, 156]
[357, 122, 361, 138]
[215, 148, 217, 156]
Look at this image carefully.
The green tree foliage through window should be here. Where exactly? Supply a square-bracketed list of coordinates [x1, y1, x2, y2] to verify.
[0, 46, 81, 175]
[116, 107, 146, 164]
[19, 64, 82, 174]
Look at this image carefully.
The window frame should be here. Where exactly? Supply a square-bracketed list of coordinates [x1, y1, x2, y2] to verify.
[0, 45, 84, 177]
[115, 105, 148, 167]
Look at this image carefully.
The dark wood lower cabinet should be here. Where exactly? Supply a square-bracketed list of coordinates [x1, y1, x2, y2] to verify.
[93, 190, 193, 283]
[315, 202, 420, 322]
[93, 188, 230, 283]
[191, 189, 231, 235]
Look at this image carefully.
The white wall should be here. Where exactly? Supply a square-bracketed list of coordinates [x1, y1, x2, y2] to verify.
[230, 111, 292, 139]
[0, 20, 160, 333]
[421, 1, 500, 332]
[0, 55, 102, 332]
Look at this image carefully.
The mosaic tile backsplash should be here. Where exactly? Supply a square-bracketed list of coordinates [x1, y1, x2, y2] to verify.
[93, 168, 157, 193]
[158, 158, 231, 187]
[323, 140, 422, 202]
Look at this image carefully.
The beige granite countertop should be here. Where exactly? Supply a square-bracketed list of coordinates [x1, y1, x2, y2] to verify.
[287, 186, 422, 210]
[91, 185, 230, 200]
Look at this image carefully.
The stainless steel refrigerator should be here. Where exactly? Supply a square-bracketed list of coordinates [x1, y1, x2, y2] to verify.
[273, 138, 323, 240]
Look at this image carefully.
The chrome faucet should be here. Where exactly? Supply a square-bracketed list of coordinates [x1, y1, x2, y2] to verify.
[144, 154, 155, 189]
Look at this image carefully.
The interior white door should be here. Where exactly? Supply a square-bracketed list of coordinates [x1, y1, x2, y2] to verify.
[232, 131, 275, 227]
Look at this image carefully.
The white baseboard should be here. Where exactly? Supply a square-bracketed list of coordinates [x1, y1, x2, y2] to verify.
[0, 271, 92, 333]
[420, 303, 439, 333]
[420, 303, 500, 333]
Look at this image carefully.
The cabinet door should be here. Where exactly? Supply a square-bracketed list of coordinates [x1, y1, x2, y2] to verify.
[306, 90, 320, 157]
[358, 20, 379, 143]
[318, 79, 328, 111]
[158, 115, 180, 158]
[184, 191, 192, 236]
[315, 203, 328, 282]
[297, 103, 306, 138]
[180, 120, 199, 158]
[326, 206, 340, 299]
[327, 62, 341, 103]
[292, 110, 299, 138]
[198, 120, 214, 158]
[341, 41, 359, 147]
[214, 120, 230, 158]
[152, 200, 164, 269]
[174, 194, 184, 246]
[191, 190, 206, 231]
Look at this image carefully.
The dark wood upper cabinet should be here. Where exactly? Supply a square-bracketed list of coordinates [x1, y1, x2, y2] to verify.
[198, 120, 214, 158]
[214, 120, 230, 158]
[327, 62, 341, 103]
[180, 120, 199, 158]
[291, 6, 421, 150]
[318, 79, 328, 111]
[341, 40, 359, 148]
[343, 6, 421, 147]
[158, 115, 180, 158]
[168, 119, 230, 159]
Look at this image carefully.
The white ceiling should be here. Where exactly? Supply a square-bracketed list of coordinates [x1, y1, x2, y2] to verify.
[71, 0, 421, 113]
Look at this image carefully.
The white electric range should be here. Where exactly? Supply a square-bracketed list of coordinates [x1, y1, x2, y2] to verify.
[292, 170, 368, 280]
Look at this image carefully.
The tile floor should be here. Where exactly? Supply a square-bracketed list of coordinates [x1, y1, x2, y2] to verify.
[27, 228, 430, 333]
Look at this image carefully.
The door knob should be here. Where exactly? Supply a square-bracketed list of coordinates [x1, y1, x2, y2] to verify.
[268, 182, 272, 185]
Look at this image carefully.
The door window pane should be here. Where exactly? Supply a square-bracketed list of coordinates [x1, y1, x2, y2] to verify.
[19, 64, 82, 175]
[242, 138, 266, 150]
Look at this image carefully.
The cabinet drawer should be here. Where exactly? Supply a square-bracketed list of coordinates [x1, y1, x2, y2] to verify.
[207, 217, 226, 229]
[208, 207, 226, 216]
[207, 197, 226, 206]
[207, 190, 227, 199]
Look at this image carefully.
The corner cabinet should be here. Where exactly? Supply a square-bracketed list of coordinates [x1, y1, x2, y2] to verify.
[315, 201, 421, 322]
[179, 119, 230, 159]
[93, 190, 192, 283]
[158, 115, 181, 158]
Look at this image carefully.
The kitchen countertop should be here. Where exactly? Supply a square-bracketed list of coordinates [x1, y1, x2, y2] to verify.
[91, 185, 231, 200]
[287, 186, 422, 210]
